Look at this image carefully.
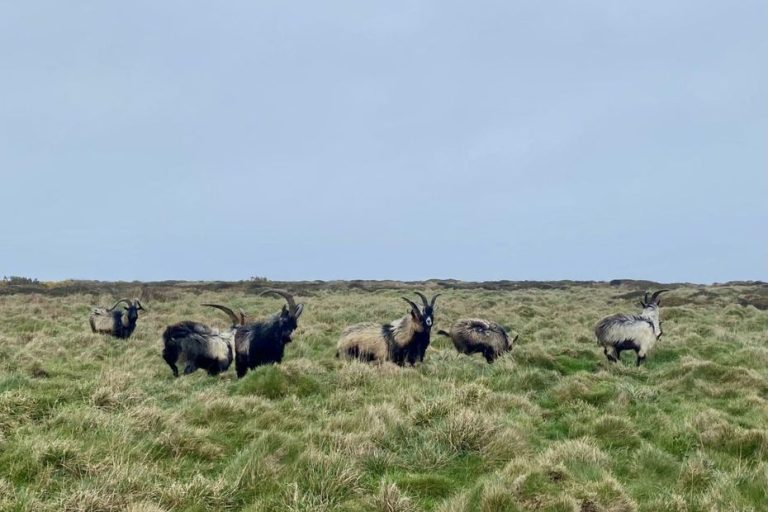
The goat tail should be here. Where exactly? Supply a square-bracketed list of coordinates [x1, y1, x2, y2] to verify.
[437, 329, 450, 337]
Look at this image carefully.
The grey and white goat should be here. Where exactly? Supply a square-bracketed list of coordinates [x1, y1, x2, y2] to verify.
[161, 304, 243, 377]
[337, 292, 440, 365]
[89, 298, 145, 339]
[594, 290, 669, 366]
[438, 318, 518, 363]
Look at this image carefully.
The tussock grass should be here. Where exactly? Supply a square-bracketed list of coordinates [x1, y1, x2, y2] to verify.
[0, 282, 767, 510]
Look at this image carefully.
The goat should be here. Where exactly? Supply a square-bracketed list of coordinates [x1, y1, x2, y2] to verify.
[437, 318, 518, 363]
[89, 298, 144, 339]
[234, 289, 304, 378]
[161, 304, 242, 377]
[336, 292, 440, 365]
[594, 289, 669, 366]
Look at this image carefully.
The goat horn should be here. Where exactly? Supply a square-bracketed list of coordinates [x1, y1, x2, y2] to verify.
[650, 289, 669, 303]
[430, 293, 441, 308]
[402, 297, 422, 315]
[202, 304, 241, 326]
[239, 308, 247, 325]
[643, 292, 650, 305]
[134, 299, 145, 310]
[414, 292, 429, 309]
[108, 298, 132, 311]
[260, 289, 298, 316]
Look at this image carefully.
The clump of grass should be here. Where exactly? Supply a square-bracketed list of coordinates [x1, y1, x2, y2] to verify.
[440, 409, 500, 453]
[371, 480, 417, 512]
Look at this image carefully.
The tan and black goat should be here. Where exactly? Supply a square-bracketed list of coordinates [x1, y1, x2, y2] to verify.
[337, 292, 440, 365]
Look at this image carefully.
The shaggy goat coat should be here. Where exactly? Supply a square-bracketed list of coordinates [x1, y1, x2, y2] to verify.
[438, 318, 517, 363]
[337, 315, 428, 364]
[336, 293, 439, 366]
[594, 313, 658, 364]
[162, 321, 234, 377]
[234, 290, 304, 378]
[88, 299, 143, 339]
[594, 290, 667, 366]
[89, 308, 127, 333]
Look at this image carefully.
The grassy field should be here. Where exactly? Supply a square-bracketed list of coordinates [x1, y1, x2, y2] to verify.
[0, 281, 767, 511]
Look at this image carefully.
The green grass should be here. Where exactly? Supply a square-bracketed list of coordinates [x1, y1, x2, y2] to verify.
[0, 282, 767, 511]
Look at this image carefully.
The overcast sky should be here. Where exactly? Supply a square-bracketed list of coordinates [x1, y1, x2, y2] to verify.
[1, 1, 765, 283]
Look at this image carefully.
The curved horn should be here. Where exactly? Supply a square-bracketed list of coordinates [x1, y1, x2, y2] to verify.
[413, 292, 429, 309]
[402, 297, 422, 315]
[107, 299, 132, 311]
[430, 293, 441, 308]
[239, 308, 247, 325]
[260, 289, 298, 316]
[643, 292, 650, 305]
[650, 289, 669, 304]
[202, 304, 240, 326]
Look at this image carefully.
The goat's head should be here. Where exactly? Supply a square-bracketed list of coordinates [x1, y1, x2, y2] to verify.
[112, 298, 144, 323]
[402, 292, 441, 333]
[640, 290, 668, 336]
[261, 289, 304, 343]
[639, 290, 668, 310]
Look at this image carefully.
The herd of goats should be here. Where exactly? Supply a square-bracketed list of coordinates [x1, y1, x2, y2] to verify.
[88, 289, 670, 378]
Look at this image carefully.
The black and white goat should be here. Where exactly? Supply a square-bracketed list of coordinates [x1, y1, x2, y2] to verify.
[594, 290, 669, 366]
[234, 289, 304, 378]
[161, 304, 241, 377]
[438, 318, 518, 363]
[89, 298, 144, 339]
[337, 292, 440, 365]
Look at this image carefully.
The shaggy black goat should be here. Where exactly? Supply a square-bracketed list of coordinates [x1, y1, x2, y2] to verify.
[89, 298, 144, 339]
[438, 318, 518, 363]
[337, 292, 440, 365]
[234, 289, 304, 378]
[161, 304, 241, 377]
[595, 289, 669, 366]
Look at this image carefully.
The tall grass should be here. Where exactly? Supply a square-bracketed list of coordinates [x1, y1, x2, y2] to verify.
[0, 283, 766, 511]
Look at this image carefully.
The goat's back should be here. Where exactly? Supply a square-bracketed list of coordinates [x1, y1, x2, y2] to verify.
[446, 318, 510, 352]
[89, 308, 121, 333]
[163, 321, 232, 360]
[595, 314, 653, 345]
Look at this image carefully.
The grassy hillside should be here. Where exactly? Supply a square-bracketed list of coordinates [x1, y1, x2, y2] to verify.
[0, 282, 767, 511]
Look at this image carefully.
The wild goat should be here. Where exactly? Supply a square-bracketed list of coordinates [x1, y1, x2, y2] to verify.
[161, 304, 242, 377]
[89, 298, 144, 339]
[594, 290, 669, 366]
[437, 318, 518, 363]
[336, 292, 440, 365]
[234, 289, 304, 378]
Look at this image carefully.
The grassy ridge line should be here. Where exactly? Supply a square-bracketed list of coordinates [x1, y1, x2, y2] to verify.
[0, 278, 720, 296]
[0, 283, 767, 511]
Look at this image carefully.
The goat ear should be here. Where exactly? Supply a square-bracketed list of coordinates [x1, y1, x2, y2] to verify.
[294, 303, 304, 319]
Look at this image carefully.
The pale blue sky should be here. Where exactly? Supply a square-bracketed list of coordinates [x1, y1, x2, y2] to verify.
[1, 1, 765, 283]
